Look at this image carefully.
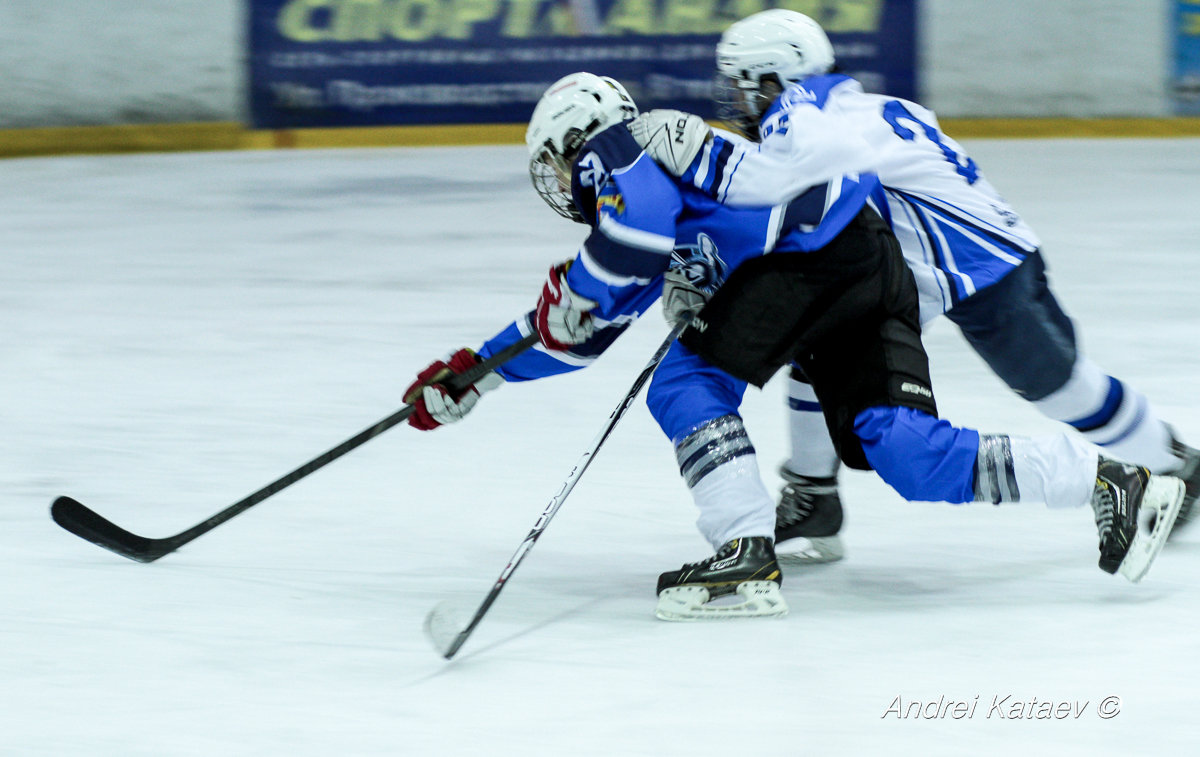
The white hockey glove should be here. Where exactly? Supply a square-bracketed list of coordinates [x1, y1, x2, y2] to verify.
[419, 372, 502, 426]
[661, 267, 710, 329]
[534, 260, 599, 351]
[627, 109, 712, 177]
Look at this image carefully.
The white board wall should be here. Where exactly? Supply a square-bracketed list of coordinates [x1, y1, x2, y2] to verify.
[0, 0, 1172, 128]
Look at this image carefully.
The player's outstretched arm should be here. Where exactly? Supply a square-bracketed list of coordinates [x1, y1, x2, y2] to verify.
[403, 256, 613, 431]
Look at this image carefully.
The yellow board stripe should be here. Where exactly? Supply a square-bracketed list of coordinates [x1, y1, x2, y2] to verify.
[938, 117, 1200, 139]
[3, 118, 1200, 159]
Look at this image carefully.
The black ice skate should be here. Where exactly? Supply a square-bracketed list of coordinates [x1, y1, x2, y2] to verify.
[1163, 432, 1200, 540]
[655, 537, 787, 621]
[1090, 457, 1184, 582]
[774, 467, 845, 564]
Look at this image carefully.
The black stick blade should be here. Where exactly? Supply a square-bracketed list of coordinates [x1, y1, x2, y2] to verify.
[50, 496, 174, 563]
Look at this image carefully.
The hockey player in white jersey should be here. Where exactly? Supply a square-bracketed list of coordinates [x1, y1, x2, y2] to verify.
[630, 9, 1200, 566]
[405, 73, 1185, 620]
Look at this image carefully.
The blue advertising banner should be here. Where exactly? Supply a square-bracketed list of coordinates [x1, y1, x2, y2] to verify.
[1173, 0, 1200, 115]
[248, 0, 916, 129]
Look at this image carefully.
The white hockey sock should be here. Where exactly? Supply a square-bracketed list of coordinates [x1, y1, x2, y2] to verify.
[689, 458, 776, 549]
[1034, 357, 1176, 472]
[674, 415, 776, 550]
[976, 434, 1098, 508]
[786, 373, 839, 478]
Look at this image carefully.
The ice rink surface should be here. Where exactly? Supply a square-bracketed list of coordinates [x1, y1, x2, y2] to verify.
[3, 138, 1198, 756]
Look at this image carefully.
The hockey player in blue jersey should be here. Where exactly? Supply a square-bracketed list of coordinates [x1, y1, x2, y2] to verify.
[404, 73, 1185, 620]
[629, 9, 1200, 566]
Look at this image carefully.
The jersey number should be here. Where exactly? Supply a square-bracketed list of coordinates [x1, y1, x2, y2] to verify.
[882, 101, 979, 185]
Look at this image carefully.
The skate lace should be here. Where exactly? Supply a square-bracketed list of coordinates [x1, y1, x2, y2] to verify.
[1092, 485, 1116, 541]
[683, 541, 739, 570]
[777, 484, 818, 528]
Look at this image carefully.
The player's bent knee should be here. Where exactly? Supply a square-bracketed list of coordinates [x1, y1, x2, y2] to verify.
[647, 344, 749, 442]
[853, 406, 979, 504]
[646, 378, 745, 443]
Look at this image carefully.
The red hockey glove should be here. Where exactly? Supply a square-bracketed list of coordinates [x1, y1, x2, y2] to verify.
[534, 260, 599, 351]
[403, 348, 503, 431]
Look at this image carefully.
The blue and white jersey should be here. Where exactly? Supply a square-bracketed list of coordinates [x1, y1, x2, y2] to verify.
[685, 74, 1041, 324]
[479, 123, 879, 381]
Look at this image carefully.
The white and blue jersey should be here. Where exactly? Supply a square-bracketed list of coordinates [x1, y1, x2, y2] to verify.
[478, 123, 880, 382]
[685, 74, 1183, 481]
[684, 75, 1041, 323]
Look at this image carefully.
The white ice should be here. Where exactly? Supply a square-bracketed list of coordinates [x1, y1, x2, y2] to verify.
[2, 139, 1198, 756]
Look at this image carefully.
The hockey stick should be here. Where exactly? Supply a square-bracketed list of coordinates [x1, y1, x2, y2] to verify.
[50, 333, 540, 563]
[424, 318, 688, 659]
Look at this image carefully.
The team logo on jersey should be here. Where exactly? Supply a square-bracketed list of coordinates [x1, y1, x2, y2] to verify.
[670, 233, 726, 293]
[595, 186, 625, 216]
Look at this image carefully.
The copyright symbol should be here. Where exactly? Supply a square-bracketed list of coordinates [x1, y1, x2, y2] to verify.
[1097, 695, 1121, 719]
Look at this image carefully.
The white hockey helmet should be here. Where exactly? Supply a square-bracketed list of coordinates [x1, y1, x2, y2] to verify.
[715, 10, 835, 135]
[526, 72, 638, 222]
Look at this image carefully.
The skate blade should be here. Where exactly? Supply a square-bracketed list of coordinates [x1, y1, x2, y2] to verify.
[1119, 476, 1186, 583]
[654, 581, 788, 621]
[775, 535, 845, 565]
